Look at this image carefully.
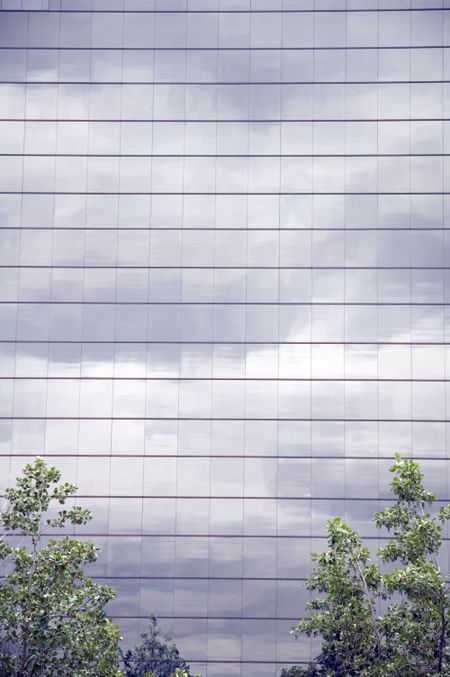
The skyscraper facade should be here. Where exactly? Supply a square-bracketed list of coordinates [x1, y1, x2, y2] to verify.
[0, 1, 449, 675]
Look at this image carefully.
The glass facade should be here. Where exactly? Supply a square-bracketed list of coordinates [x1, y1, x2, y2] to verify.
[0, 1, 449, 675]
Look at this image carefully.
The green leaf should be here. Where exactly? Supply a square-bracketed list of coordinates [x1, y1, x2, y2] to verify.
[283, 455, 450, 677]
[0, 457, 123, 677]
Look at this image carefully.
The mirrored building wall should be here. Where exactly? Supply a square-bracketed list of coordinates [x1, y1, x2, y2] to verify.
[0, 1, 449, 675]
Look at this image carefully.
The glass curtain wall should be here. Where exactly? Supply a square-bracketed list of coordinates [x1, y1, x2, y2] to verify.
[0, 1, 449, 675]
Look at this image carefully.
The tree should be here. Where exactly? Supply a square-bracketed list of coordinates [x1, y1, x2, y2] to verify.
[122, 615, 198, 677]
[0, 457, 123, 677]
[284, 454, 450, 676]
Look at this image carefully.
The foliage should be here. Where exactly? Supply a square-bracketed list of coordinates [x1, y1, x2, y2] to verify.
[284, 454, 450, 676]
[122, 615, 198, 677]
[0, 457, 123, 677]
[280, 667, 314, 677]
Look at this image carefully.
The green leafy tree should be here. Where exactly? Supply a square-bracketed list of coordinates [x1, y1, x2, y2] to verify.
[283, 454, 450, 676]
[0, 457, 123, 677]
[122, 615, 198, 677]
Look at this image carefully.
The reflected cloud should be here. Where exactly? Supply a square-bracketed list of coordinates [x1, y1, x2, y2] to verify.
[0, 4, 447, 674]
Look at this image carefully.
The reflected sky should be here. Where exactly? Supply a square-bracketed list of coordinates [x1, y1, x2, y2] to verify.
[0, 4, 449, 676]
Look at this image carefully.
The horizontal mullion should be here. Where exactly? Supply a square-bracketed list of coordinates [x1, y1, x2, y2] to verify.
[3, 80, 449, 85]
[0, 572, 308, 582]
[0, 493, 440, 501]
[0, 574, 301, 582]
[1, 153, 449, 158]
[0, 375, 448, 382]
[0, 454, 446, 461]
[84, 615, 300, 623]
[1, 191, 449, 196]
[181, 663, 311, 668]
[0, 534, 412, 542]
[1, 417, 449, 423]
[1, 340, 447, 345]
[0, 265, 448, 270]
[94, 576, 307, 581]
[1, 300, 448, 305]
[0, 227, 447, 232]
[1, 118, 448, 123]
[0, 5, 446, 11]
[0, 45, 448, 50]
[0, 535, 393, 542]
